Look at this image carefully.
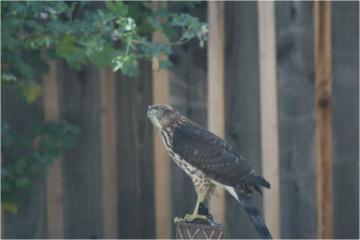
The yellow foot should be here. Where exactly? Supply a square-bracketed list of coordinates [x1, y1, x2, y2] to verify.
[173, 214, 209, 223]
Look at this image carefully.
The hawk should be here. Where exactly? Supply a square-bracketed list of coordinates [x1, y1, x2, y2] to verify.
[147, 104, 272, 239]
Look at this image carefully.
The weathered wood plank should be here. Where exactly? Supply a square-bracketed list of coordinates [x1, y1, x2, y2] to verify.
[99, 68, 118, 238]
[314, 1, 333, 238]
[224, 2, 263, 238]
[116, 61, 155, 238]
[207, 1, 225, 224]
[41, 59, 64, 239]
[275, 2, 317, 238]
[60, 64, 103, 238]
[257, 1, 281, 238]
[331, 2, 359, 238]
[151, 1, 172, 238]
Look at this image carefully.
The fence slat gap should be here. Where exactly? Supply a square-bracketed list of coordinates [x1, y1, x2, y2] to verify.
[41, 59, 64, 238]
[314, 1, 334, 238]
[99, 67, 119, 238]
[257, 1, 281, 238]
[207, 1, 226, 224]
[151, 1, 172, 238]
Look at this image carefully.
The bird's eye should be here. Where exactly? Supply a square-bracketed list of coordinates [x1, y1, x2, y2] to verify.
[159, 109, 164, 114]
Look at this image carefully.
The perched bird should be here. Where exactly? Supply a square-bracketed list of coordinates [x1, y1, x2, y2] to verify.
[147, 104, 272, 239]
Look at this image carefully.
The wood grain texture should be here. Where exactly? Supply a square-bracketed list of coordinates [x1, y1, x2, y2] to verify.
[151, 1, 172, 238]
[60, 64, 103, 238]
[99, 68, 118, 238]
[331, 2, 359, 238]
[207, 1, 225, 225]
[116, 61, 155, 238]
[314, 1, 333, 238]
[224, 2, 263, 238]
[275, 2, 317, 238]
[257, 1, 281, 238]
[41, 59, 64, 238]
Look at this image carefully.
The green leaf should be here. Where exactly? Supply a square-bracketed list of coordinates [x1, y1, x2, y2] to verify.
[1, 73, 18, 85]
[105, 1, 128, 16]
[89, 45, 119, 67]
[16, 177, 30, 189]
[3, 202, 18, 214]
[80, 37, 106, 57]
[140, 42, 171, 58]
[1, 121, 13, 148]
[14, 158, 27, 175]
[146, 16, 162, 32]
[55, 34, 87, 69]
[24, 83, 42, 103]
[112, 54, 139, 77]
[15, 81, 42, 104]
[159, 60, 173, 70]
[170, 13, 194, 27]
[55, 34, 77, 59]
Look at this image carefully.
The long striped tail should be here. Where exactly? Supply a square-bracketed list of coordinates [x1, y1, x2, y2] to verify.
[235, 187, 272, 239]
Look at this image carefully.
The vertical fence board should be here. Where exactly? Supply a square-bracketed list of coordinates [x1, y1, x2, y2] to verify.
[41, 59, 64, 238]
[331, 2, 359, 238]
[207, 1, 225, 224]
[314, 2, 333, 238]
[116, 62, 155, 238]
[60, 64, 103, 238]
[275, 2, 317, 238]
[151, 1, 172, 238]
[99, 68, 118, 238]
[224, 2, 263, 238]
[258, 1, 281, 238]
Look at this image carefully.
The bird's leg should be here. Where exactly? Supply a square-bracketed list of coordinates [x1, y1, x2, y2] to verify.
[174, 193, 209, 223]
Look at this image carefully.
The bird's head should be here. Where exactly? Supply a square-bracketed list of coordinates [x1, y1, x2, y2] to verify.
[147, 104, 183, 130]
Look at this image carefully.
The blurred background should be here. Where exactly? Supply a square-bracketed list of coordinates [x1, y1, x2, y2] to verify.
[1, 1, 358, 239]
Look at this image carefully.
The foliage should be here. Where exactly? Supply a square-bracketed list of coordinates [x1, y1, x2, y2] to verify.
[1, 120, 80, 213]
[1, 2, 206, 213]
[1, 1, 207, 84]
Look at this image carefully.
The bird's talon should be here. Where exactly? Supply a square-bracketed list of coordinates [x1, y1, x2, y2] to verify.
[173, 217, 184, 223]
[174, 214, 210, 223]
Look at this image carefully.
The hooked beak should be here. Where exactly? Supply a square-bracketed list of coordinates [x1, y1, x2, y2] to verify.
[147, 105, 154, 118]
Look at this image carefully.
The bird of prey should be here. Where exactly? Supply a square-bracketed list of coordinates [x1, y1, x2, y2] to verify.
[147, 104, 272, 239]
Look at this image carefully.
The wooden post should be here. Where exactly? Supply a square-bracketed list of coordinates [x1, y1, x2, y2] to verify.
[41, 59, 64, 238]
[258, 1, 281, 238]
[314, 1, 333, 238]
[151, 1, 172, 238]
[176, 221, 225, 239]
[207, 1, 225, 224]
[99, 68, 118, 238]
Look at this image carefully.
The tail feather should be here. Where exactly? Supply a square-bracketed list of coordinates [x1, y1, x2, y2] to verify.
[244, 174, 271, 189]
[235, 187, 272, 239]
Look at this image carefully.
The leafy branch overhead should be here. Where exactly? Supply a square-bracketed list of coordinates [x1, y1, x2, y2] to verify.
[2, 1, 207, 86]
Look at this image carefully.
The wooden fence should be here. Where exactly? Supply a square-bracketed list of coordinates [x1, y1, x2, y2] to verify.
[2, 1, 358, 239]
